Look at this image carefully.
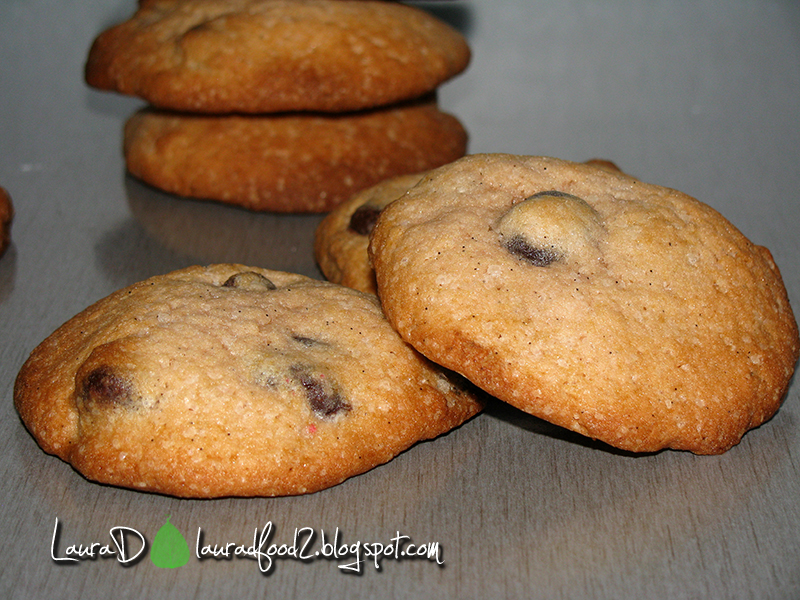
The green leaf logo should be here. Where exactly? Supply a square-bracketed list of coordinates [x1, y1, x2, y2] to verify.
[150, 517, 190, 569]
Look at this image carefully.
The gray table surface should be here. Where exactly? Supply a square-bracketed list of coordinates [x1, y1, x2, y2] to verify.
[2, 1, 799, 598]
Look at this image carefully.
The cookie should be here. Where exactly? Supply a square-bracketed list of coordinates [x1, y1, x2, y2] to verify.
[314, 160, 622, 294]
[85, 0, 471, 114]
[0, 186, 12, 257]
[369, 154, 799, 454]
[123, 97, 467, 212]
[14, 264, 483, 497]
[315, 172, 425, 293]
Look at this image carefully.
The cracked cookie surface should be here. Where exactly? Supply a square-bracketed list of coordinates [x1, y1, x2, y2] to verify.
[14, 264, 483, 497]
[369, 154, 799, 454]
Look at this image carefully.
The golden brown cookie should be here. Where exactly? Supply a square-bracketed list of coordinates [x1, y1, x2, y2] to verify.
[0, 186, 12, 257]
[85, 0, 471, 114]
[14, 264, 484, 497]
[315, 172, 425, 293]
[123, 98, 467, 212]
[370, 154, 799, 455]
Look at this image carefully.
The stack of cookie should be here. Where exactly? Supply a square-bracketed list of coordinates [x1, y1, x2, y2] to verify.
[84, 0, 471, 212]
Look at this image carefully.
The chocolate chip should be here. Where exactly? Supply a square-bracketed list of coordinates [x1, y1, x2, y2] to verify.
[348, 205, 382, 236]
[186, 22, 210, 35]
[497, 190, 603, 268]
[292, 335, 321, 348]
[504, 235, 560, 267]
[528, 190, 574, 199]
[290, 366, 351, 418]
[222, 272, 277, 290]
[80, 366, 133, 407]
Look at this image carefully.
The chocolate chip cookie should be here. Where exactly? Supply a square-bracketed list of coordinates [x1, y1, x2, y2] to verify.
[85, 0, 471, 114]
[123, 98, 467, 212]
[315, 172, 425, 293]
[14, 265, 483, 497]
[370, 154, 799, 454]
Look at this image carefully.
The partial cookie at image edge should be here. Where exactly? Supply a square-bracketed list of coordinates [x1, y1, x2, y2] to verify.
[0, 186, 13, 257]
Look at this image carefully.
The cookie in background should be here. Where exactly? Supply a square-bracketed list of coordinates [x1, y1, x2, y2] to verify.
[85, 0, 472, 212]
[315, 171, 426, 294]
[124, 97, 467, 213]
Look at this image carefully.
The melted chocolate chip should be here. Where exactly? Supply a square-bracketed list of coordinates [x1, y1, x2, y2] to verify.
[348, 205, 382, 236]
[504, 235, 560, 267]
[528, 190, 574, 199]
[81, 366, 133, 407]
[222, 272, 277, 290]
[185, 22, 208, 35]
[290, 366, 351, 418]
[292, 335, 321, 348]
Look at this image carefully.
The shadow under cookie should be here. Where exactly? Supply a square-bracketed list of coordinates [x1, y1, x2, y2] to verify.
[124, 175, 325, 278]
